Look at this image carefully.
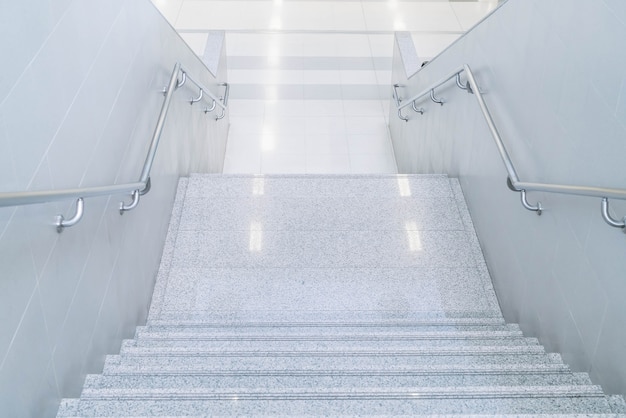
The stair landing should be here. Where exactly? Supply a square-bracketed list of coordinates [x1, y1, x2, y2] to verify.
[149, 174, 501, 323]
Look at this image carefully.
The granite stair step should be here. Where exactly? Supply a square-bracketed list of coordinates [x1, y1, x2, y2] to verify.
[152, 310, 504, 322]
[139, 320, 520, 337]
[118, 344, 547, 357]
[99, 362, 574, 376]
[103, 350, 564, 372]
[64, 385, 612, 415]
[85, 370, 593, 390]
[125, 334, 540, 350]
[57, 415, 623, 418]
[137, 325, 523, 337]
[146, 316, 508, 326]
[184, 173, 455, 199]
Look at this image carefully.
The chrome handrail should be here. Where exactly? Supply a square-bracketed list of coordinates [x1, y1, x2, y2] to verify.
[393, 64, 626, 229]
[0, 62, 229, 231]
[139, 63, 183, 184]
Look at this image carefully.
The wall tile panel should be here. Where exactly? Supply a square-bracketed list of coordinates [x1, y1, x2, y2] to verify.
[0, 0, 229, 415]
[0, 295, 53, 417]
[0, 219, 38, 367]
[389, 0, 626, 396]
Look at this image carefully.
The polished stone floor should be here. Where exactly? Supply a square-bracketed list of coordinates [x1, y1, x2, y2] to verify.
[151, 0, 499, 174]
[149, 174, 501, 322]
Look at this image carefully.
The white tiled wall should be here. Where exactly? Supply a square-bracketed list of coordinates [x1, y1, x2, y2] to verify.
[389, 0, 626, 397]
[0, 0, 228, 416]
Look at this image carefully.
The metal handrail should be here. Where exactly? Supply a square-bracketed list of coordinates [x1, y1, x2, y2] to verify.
[393, 64, 626, 229]
[0, 62, 229, 231]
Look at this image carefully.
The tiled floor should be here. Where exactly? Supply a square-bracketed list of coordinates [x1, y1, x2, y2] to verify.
[151, 0, 498, 174]
[151, 175, 502, 321]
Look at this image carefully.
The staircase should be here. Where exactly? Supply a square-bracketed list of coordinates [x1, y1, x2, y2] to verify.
[57, 174, 626, 416]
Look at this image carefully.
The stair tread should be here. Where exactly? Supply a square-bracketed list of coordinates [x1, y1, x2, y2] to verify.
[147, 317, 508, 326]
[119, 345, 547, 355]
[62, 397, 615, 416]
[57, 414, 624, 418]
[81, 385, 606, 398]
[100, 362, 574, 375]
[85, 372, 593, 390]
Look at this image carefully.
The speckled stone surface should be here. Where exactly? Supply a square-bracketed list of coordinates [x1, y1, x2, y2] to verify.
[143, 319, 518, 331]
[84, 370, 592, 391]
[185, 174, 454, 199]
[202, 31, 224, 77]
[104, 351, 561, 372]
[68, 393, 613, 416]
[148, 177, 188, 321]
[160, 267, 500, 314]
[159, 175, 501, 320]
[55, 399, 79, 415]
[609, 394, 626, 412]
[396, 31, 422, 78]
[128, 333, 541, 350]
[178, 196, 465, 232]
[58, 175, 620, 417]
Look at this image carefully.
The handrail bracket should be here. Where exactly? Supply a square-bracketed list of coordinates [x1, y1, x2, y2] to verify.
[215, 82, 230, 120]
[411, 101, 425, 115]
[601, 198, 626, 229]
[507, 177, 542, 215]
[119, 190, 140, 214]
[190, 88, 203, 104]
[455, 72, 473, 94]
[520, 189, 542, 215]
[392, 84, 410, 121]
[176, 71, 187, 89]
[56, 198, 85, 233]
[204, 100, 217, 114]
[430, 89, 444, 105]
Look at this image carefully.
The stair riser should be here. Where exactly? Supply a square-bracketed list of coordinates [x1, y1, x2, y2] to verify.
[184, 175, 454, 200]
[68, 397, 612, 416]
[118, 346, 547, 357]
[85, 373, 592, 390]
[105, 354, 561, 371]
[126, 337, 539, 351]
[140, 325, 520, 336]
[150, 312, 505, 323]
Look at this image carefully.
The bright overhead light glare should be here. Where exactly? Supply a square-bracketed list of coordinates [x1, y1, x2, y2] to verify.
[249, 221, 263, 252]
[405, 221, 422, 252]
[253, 176, 265, 195]
[397, 177, 411, 197]
[393, 20, 406, 31]
[270, 16, 282, 30]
